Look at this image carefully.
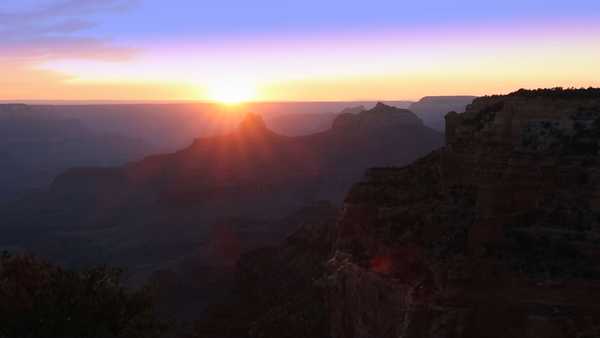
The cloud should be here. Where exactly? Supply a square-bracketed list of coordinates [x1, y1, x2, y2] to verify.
[0, 19, 97, 40]
[0, 0, 139, 98]
[0, 0, 138, 61]
[0, 0, 138, 27]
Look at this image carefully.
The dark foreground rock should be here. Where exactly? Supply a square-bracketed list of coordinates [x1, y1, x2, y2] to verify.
[328, 88, 600, 338]
[192, 204, 338, 338]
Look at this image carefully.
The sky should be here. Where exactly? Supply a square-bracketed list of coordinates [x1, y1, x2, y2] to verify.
[1, 0, 600, 102]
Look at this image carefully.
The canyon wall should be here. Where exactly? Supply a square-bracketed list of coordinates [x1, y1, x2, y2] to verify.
[328, 89, 600, 338]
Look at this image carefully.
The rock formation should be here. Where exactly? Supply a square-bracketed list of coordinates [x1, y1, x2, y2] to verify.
[1, 104, 442, 288]
[332, 103, 421, 131]
[43, 105, 441, 215]
[328, 88, 600, 338]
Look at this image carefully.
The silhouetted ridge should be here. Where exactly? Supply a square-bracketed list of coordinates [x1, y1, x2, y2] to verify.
[504, 87, 600, 98]
[371, 101, 395, 111]
[332, 102, 422, 130]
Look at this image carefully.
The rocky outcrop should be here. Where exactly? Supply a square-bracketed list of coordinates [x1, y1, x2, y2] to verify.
[328, 89, 600, 338]
[332, 103, 422, 131]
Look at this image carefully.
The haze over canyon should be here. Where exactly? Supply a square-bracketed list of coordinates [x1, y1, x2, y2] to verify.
[1, 0, 599, 337]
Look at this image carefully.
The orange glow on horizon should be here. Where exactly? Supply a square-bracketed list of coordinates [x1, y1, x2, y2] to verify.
[206, 80, 258, 105]
[3, 23, 600, 102]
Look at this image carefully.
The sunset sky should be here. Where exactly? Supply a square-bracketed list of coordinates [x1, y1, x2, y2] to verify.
[2, 0, 600, 102]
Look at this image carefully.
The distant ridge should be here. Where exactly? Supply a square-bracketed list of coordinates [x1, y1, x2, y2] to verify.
[2, 102, 443, 278]
[333, 102, 422, 130]
[409, 95, 477, 132]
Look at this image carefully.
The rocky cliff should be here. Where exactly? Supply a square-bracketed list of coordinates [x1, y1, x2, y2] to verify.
[328, 88, 600, 338]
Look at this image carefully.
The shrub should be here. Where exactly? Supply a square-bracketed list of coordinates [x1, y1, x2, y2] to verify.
[0, 252, 168, 338]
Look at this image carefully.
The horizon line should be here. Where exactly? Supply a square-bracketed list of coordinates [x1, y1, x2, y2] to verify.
[0, 97, 479, 106]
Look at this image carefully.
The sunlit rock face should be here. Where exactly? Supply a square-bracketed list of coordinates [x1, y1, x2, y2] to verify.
[328, 89, 600, 338]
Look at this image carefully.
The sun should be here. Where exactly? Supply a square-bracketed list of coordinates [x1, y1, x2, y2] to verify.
[207, 81, 257, 105]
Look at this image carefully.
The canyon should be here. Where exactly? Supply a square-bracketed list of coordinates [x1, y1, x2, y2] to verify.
[200, 88, 600, 337]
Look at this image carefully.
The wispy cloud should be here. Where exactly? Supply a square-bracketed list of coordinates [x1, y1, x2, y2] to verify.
[0, 0, 138, 27]
[0, 0, 138, 61]
[0, 0, 139, 98]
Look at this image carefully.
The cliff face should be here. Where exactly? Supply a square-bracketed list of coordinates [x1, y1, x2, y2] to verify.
[328, 90, 600, 338]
